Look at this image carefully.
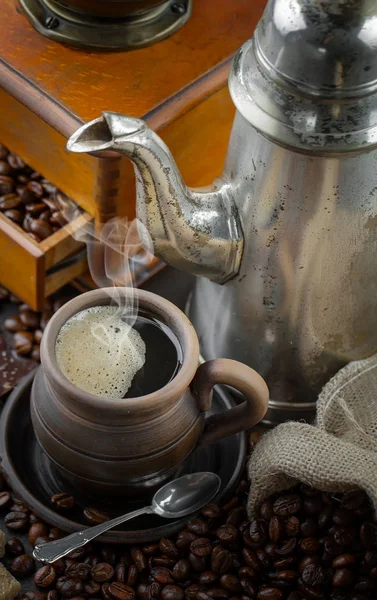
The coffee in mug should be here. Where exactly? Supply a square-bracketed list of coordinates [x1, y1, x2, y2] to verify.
[55, 305, 183, 398]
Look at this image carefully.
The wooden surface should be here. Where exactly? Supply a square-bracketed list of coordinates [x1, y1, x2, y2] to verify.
[0, 0, 266, 136]
[0, 211, 91, 310]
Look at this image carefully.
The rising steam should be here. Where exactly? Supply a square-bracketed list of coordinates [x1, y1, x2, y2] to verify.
[54, 195, 155, 398]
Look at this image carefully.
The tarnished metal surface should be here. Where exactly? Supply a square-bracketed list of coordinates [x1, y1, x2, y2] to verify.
[67, 112, 243, 284]
[68, 0, 377, 423]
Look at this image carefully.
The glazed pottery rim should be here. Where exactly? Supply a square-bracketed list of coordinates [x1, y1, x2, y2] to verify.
[41, 288, 200, 413]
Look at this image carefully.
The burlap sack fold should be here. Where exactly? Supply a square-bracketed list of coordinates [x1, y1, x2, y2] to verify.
[247, 353, 377, 517]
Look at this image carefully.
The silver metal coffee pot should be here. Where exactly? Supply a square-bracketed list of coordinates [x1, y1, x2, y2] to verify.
[68, 0, 377, 424]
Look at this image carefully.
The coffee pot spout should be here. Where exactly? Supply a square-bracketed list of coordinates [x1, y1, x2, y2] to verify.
[68, 112, 243, 284]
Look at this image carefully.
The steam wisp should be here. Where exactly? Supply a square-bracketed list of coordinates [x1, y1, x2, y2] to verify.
[56, 196, 155, 398]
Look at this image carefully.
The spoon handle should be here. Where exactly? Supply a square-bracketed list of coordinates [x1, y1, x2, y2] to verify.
[33, 506, 153, 563]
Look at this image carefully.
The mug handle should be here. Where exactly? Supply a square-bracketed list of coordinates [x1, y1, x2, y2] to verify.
[191, 359, 269, 447]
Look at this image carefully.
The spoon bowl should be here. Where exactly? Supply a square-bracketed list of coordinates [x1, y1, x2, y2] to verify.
[152, 472, 221, 518]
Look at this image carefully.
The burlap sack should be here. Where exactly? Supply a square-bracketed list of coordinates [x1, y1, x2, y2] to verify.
[247, 353, 377, 517]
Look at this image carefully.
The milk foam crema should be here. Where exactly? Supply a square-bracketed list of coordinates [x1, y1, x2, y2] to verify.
[55, 306, 146, 398]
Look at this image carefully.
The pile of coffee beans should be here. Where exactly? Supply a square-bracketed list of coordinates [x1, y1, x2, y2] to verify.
[0, 432, 376, 600]
[0, 143, 69, 241]
[0, 286, 68, 359]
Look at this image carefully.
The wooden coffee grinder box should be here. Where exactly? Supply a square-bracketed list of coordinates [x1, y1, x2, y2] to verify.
[0, 0, 265, 310]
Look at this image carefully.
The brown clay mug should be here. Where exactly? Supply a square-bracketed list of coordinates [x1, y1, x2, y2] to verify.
[31, 288, 269, 496]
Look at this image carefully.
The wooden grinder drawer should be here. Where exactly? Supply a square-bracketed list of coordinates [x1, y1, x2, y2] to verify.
[0, 211, 92, 311]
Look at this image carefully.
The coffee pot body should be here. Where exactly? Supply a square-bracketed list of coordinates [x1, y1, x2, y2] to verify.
[68, 0, 377, 423]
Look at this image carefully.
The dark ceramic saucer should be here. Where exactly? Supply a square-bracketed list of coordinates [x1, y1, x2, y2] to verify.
[0, 371, 246, 544]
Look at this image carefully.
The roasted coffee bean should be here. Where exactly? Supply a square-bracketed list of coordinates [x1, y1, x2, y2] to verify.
[353, 576, 375, 592]
[332, 526, 353, 547]
[341, 491, 366, 511]
[297, 580, 324, 599]
[4, 209, 23, 223]
[141, 544, 158, 557]
[151, 568, 174, 585]
[269, 517, 283, 543]
[57, 576, 84, 598]
[30, 218, 53, 239]
[275, 538, 296, 556]
[260, 500, 274, 521]
[13, 330, 34, 356]
[199, 571, 218, 585]
[226, 507, 246, 527]
[176, 531, 197, 549]
[185, 584, 202, 600]
[0, 491, 12, 509]
[216, 525, 239, 544]
[273, 495, 301, 517]
[222, 497, 239, 512]
[332, 509, 353, 527]
[301, 565, 324, 586]
[52, 559, 66, 575]
[0, 160, 11, 175]
[196, 592, 212, 600]
[82, 507, 109, 524]
[220, 575, 242, 594]
[20, 309, 40, 329]
[102, 583, 113, 600]
[108, 583, 135, 600]
[161, 585, 184, 600]
[249, 520, 267, 546]
[152, 556, 176, 568]
[114, 563, 126, 584]
[40, 210, 52, 222]
[256, 587, 283, 600]
[202, 504, 223, 519]
[332, 568, 355, 587]
[360, 522, 375, 548]
[241, 548, 260, 572]
[0, 193, 20, 210]
[206, 588, 229, 599]
[35, 565, 56, 588]
[91, 563, 115, 582]
[8, 154, 25, 170]
[303, 497, 323, 515]
[48, 591, 59, 600]
[188, 553, 207, 573]
[283, 516, 299, 538]
[11, 498, 29, 512]
[5, 510, 29, 530]
[50, 210, 67, 226]
[273, 557, 295, 570]
[299, 537, 320, 554]
[332, 554, 356, 568]
[85, 581, 101, 596]
[318, 506, 333, 530]
[100, 547, 117, 565]
[264, 542, 277, 558]
[190, 538, 212, 557]
[51, 492, 75, 510]
[29, 522, 49, 544]
[126, 565, 138, 587]
[298, 555, 319, 574]
[160, 539, 179, 558]
[172, 560, 191, 582]
[211, 547, 233, 575]
[9, 554, 35, 577]
[65, 563, 90, 580]
[131, 547, 147, 571]
[0, 177, 15, 194]
[22, 591, 47, 600]
[5, 537, 25, 556]
[187, 520, 209, 536]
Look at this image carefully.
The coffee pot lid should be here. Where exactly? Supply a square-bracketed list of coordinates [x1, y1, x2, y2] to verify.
[229, 0, 377, 155]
